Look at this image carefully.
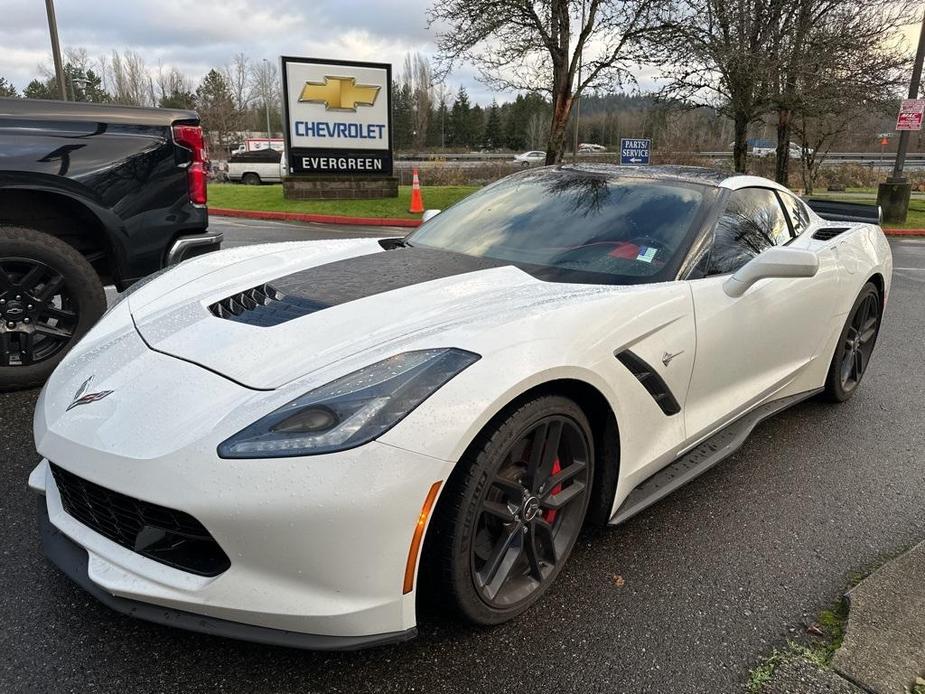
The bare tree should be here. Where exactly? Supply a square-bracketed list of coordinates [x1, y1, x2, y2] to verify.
[249, 59, 280, 136]
[653, 0, 782, 172]
[402, 52, 434, 150]
[108, 50, 154, 106]
[768, 0, 914, 184]
[429, 0, 669, 164]
[224, 52, 252, 112]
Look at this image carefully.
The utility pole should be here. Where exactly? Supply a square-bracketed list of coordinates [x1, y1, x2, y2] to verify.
[877, 7, 925, 224]
[44, 0, 67, 101]
[262, 58, 272, 146]
[572, 0, 586, 160]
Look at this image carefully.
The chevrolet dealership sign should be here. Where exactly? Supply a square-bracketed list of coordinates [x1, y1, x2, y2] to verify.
[281, 57, 393, 176]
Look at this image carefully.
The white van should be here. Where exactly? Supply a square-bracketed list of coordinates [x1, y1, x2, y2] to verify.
[227, 148, 286, 185]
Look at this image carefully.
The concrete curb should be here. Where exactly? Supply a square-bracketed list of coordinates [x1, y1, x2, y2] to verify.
[210, 208, 924, 235]
[761, 540, 925, 693]
[831, 540, 925, 693]
[209, 207, 420, 228]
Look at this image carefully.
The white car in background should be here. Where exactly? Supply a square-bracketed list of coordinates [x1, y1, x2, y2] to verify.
[579, 143, 607, 152]
[227, 148, 286, 185]
[753, 142, 814, 158]
[31, 166, 891, 650]
[514, 150, 547, 165]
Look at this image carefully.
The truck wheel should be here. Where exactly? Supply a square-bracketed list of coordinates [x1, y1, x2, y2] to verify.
[242, 173, 261, 185]
[0, 226, 106, 390]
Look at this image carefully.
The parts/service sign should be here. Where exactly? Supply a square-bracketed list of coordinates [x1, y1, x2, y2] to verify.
[281, 57, 392, 176]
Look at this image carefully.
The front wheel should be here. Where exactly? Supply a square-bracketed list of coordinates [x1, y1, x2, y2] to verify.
[0, 226, 106, 390]
[824, 282, 881, 402]
[429, 395, 594, 625]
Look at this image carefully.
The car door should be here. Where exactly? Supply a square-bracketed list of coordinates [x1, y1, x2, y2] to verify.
[683, 187, 837, 441]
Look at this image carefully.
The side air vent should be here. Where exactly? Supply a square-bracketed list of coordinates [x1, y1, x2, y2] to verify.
[208, 283, 328, 327]
[615, 349, 682, 416]
[812, 227, 850, 241]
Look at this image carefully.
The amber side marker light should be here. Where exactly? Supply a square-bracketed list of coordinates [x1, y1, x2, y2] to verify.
[403, 481, 443, 594]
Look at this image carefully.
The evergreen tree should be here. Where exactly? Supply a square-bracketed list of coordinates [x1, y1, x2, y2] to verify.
[483, 100, 502, 149]
[392, 81, 414, 151]
[159, 89, 197, 109]
[195, 69, 239, 155]
[449, 86, 476, 148]
[24, 79, 54, 100]
[0, 77, 17, 98]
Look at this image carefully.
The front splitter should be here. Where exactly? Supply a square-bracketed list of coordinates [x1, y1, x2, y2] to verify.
[38, 501, 417, 651]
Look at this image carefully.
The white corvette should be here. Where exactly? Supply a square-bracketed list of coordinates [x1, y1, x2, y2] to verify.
[30, 166, 891, 650]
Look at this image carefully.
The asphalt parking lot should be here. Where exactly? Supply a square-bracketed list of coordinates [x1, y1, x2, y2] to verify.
[1, 225, 923, 694]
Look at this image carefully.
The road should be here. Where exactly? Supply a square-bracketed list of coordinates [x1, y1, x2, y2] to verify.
[1, 221, 923, 694]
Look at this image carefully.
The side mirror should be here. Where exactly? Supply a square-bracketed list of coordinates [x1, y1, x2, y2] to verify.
[723, 247, 819, 298]
[422, 209, 442, 223]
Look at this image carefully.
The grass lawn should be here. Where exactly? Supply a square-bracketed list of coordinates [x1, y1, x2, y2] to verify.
[807, 192, 925, 228]
[209, 183, 480, 219]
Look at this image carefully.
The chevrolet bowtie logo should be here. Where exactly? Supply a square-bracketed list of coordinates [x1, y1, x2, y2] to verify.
[299, 76, 380, 111]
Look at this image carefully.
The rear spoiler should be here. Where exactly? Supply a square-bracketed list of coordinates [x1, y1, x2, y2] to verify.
[805, 199, 882, 225]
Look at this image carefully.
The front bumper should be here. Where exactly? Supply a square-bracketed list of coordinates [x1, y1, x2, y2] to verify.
[37, 500, 415, 650]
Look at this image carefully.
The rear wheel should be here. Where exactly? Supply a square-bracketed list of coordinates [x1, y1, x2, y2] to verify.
[242, 173, 261, 185]
[824, 282, 881, 402]
[429, 395, 594, 625]
[0, 226, 106, 390]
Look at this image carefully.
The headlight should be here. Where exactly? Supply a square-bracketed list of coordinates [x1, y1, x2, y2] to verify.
[217, 348, 480, 458]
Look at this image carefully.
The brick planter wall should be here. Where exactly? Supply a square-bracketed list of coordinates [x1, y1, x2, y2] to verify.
[283, 176, 399, 200]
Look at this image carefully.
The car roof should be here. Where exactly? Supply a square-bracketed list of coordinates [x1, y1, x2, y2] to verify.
[554, 164, 791, 194]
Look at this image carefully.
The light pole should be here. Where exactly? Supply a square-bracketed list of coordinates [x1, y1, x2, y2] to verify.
[44, 0, 67, 101]
[262, 58, 273, 147]
[878, 7, 925, 223]
[573, 0, 586, 160]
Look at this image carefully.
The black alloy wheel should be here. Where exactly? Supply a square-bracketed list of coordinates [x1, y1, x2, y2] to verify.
[427, 395, 594, 625]
[824, 282, 881, 402]
[0, 257, 78, 366]
[0, 226, 106, 390]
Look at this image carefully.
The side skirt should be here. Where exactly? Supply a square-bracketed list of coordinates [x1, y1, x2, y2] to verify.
[612, 389, 821, 525]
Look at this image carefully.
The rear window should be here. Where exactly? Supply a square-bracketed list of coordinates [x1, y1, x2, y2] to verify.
[230, 149, 281, 163]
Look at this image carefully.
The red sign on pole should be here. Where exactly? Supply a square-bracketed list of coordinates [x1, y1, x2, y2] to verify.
[896, 99, 925, 131]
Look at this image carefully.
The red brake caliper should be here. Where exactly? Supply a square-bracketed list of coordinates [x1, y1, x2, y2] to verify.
[543, 458, 562, 524]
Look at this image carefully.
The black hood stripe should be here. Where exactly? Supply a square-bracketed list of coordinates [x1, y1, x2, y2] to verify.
[209, 247, 508, 327]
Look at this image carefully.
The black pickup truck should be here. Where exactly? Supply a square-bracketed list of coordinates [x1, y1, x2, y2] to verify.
[0, 98, 222, 389]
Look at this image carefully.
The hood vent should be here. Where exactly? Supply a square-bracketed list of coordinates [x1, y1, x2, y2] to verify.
[812, 227, 850, 241]
[209, 283, 328, 327]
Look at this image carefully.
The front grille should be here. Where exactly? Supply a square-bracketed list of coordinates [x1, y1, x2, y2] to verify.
[50, 463, 230, 577]
[208, 283, 327, 327]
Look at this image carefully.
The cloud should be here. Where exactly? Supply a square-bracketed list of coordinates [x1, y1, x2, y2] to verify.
[0, 0, 510, 103]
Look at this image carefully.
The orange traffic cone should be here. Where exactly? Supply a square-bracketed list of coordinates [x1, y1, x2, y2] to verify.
[409, 168, 425, 214]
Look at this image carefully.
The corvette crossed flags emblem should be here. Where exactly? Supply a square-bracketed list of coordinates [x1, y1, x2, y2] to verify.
[66, 376, 113, 412]
[298, 76, 380, 112]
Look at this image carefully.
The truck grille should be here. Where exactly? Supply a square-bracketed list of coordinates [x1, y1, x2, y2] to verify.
[49, 463, 230, 577]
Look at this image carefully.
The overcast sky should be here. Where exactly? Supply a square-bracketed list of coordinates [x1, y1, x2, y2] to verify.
[2, 1, 920, 106]
[0, 0, 512, 103]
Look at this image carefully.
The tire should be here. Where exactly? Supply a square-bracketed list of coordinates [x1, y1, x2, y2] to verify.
[427, 394, 594, 625]
[0, 226, 106, 390]
[823, 282, 881, 403]
[242, 173, 261, 185]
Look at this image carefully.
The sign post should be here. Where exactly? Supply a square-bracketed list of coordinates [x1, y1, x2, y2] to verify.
[878, 8, 925, 223]
[620, 138, 651, 165]
[280, 56, 396, 199]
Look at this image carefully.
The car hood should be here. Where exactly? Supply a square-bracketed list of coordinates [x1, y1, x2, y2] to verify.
[129, 239, 601, 390]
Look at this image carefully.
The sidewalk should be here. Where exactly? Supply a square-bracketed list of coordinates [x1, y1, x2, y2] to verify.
[763, 541, 925, 693]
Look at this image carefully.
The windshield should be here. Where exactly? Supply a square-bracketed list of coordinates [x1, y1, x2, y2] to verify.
[407, 169, 714, 285]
